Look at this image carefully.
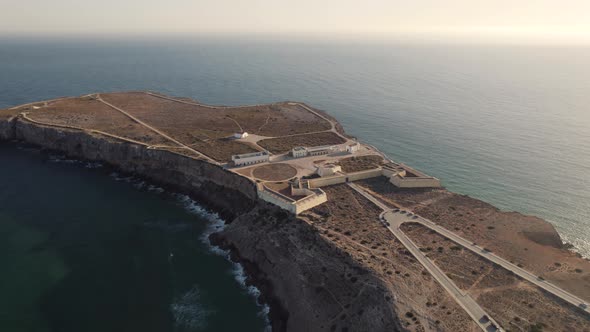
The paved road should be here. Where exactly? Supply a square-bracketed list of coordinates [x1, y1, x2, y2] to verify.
[403, 212, 590, 315]
[347, 183, 502, 331]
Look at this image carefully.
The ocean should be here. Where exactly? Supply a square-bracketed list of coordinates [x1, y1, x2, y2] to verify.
[0, 143, 269, 331]
[1, 37, 589, 330]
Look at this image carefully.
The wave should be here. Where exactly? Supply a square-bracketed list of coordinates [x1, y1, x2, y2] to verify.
[35, 152, 271, 328]
[48, 153, 103, 169]
[177, 194, 271, 331]
[170, 286, 213, 330]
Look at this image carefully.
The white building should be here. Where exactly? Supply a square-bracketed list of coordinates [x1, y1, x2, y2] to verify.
[346, 143, 360, 154]
[291, 145, 336, 158]
[231, 151, 269, 166]
[317, 164, 342, 177]
[292, 146, 308, 158]
[307, 145, 335, 156]
[234, 132, 249, 139]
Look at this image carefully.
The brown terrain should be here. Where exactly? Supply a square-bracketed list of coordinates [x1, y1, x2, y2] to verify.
[402, 222, 590, 331]
[5, 91, 337, 162]
[337, 155, 385, 173]
[2, 92, 589, 332]
[356, 176, 590, 301]
[258, 132, 347, 154]
[300, 185, 479, 331]
[251, 163, 298, 181]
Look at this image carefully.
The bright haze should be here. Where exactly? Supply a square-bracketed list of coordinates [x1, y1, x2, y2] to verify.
[2, 0, 590, 44]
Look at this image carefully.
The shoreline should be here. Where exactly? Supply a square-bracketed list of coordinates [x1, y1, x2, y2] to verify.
[2, 94, 589, 330]
[9, 142, 278, 330]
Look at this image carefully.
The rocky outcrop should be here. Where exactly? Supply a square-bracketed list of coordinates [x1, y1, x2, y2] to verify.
[2, 116, 402, 331]
[0, 116, 16, 140]
[13, 118, 256, 218]
[212, 203, 403, 332]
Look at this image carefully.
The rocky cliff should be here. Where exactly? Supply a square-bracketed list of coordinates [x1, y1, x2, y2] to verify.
[212, 203, 403, 332]
[10, 118, 257, 218]
[0, 116, 402, 331]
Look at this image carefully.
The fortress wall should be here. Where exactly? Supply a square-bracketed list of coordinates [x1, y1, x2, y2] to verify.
[257, 188, 297, 214]
[291, 187, 314, 197]
[390, 176, 441, 188]
[382, 168, 405, 178]
[294, 191, 328, 214]
[346, 168, 384, 182]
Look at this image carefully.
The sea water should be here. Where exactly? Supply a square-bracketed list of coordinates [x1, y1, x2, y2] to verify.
[0, 143, 268, 331]
[1, 36, 589, 329]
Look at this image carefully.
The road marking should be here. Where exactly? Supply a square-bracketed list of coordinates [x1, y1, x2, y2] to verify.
[347, 182, 503, 331]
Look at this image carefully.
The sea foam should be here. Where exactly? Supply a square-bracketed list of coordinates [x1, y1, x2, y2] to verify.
[177, 194, 271, 330]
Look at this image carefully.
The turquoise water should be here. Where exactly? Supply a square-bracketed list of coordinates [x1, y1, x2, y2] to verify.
[0, 38, 589, 328]
[0, 143, 268, 331]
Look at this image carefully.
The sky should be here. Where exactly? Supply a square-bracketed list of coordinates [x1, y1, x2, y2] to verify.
[2, 0, 590, 43]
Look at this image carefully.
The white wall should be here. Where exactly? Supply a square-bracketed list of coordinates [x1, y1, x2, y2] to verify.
[346, 168, 383, 181]
[389, 176, 441, 188]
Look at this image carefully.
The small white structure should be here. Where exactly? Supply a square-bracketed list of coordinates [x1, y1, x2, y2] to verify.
[256, 182, 328, 215]
[291, 145, 336, 158]
[234, 132, 249, 139]
[317, 164, 342, 177]
[292, 146, 308, 158]
[232, 151, 269, 166]
[346, 143, 360, 154]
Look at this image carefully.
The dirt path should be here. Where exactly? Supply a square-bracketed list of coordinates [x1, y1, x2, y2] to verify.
[96, 94, 219, 164]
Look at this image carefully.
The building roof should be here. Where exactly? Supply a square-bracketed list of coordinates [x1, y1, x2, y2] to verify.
[232, 151, 269, 159]
[305, 145, 335, 152]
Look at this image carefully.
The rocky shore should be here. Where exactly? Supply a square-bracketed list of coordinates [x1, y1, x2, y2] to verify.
[0, 114, 402, 331]
[2, 107, 588, 331]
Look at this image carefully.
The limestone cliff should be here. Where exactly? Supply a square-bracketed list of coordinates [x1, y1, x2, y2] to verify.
[11, 118, 256, 218]
[0, 116, 16, 140]
[0, 116, 402, 331]
[212, 203, 403, 332]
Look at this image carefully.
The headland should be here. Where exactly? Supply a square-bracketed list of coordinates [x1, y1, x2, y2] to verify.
[1, 92, 589, 331]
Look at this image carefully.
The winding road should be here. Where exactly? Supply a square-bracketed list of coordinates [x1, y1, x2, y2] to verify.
[347, 183, 502, 331]
[348, 181, 590, 331]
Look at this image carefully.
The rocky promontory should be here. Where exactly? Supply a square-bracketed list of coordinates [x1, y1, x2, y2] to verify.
[2, 92, 589, 332]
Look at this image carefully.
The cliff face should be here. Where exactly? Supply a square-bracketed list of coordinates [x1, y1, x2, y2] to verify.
[212, 203, 403, 332]
[11, 118, 256, 217]
[2, 116, 402, 331]
[0, 116, 16, 140]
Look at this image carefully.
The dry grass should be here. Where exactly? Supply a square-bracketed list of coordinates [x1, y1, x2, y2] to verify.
[357, 176, 590, 301]
[401, 222, 590, 331]
[252, 163, 297, 181]
[258, 132, 346, 154]
[101, 92, 330, 138]
[338, 155, 384, 173]
[25, 97, 172, 145]
[188, 139, 258, 162]
[401, 222, 520, 291]
[301, 185, 477, 331]
[0, 108, 21, 120]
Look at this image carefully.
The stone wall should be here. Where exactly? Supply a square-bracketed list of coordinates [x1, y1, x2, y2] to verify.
[346, 168, 384, 182]
[390, 175, 441, 188]
[293, 189, 328, 214]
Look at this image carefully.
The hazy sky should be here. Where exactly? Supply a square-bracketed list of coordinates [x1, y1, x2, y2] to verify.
[2, 0, 590, 43]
